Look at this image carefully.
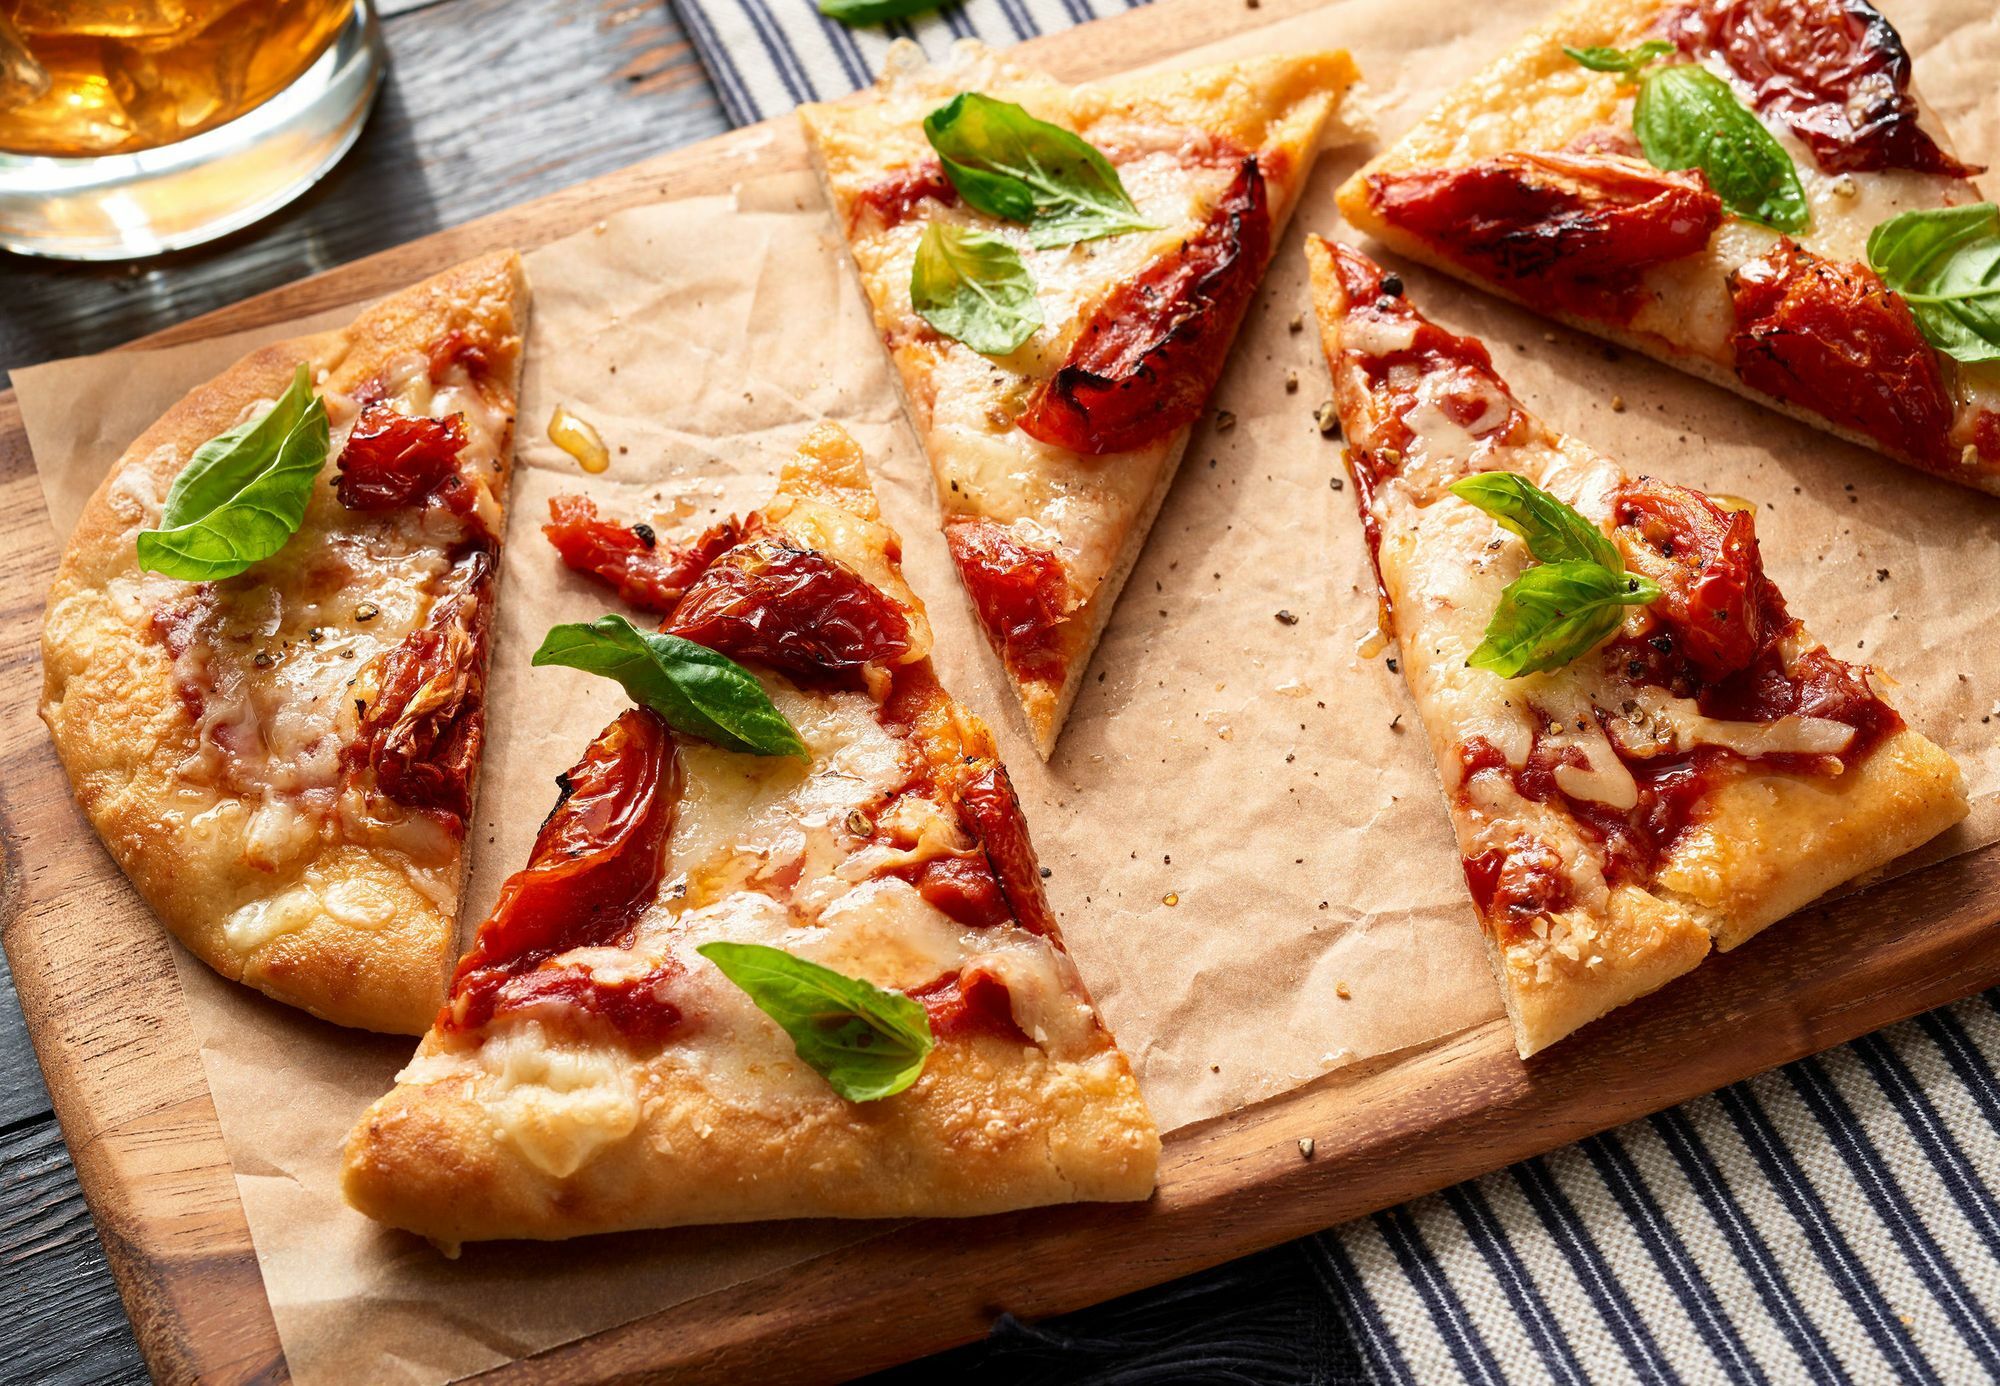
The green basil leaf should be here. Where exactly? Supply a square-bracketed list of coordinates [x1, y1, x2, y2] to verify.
[1867, 202, 2000, 363]
[910, 221, 1045, 356]
[532, 614, 807, 758]
[1448, 472, 1624, 571]
[696, 942, 934, 1102]
[1634, 65, 1808, 233]
[922, 92, 1154, 248]
[1563, 40, 1672, 76]
[135, 363, 330, 581]
[817, 0, 942, 24]
[1468, 561, 1661, 678]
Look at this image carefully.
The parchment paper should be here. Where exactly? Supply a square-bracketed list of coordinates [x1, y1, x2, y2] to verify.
[15, 0, 2000, 1379]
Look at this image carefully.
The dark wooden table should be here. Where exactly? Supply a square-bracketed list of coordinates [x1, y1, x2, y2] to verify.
[0, 3, 1360, 1381]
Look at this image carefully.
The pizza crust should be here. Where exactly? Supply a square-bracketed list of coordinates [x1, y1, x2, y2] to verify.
[343, 1028, 1156, 1246]
[40, 251, 528, 1035]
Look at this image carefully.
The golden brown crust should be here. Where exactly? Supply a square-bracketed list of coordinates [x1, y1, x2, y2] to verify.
[40, 251, 529, 1035]
[342, 1032, 1156, 1245]
[344, 423, 1158, 1241]
[803, 43, 1358, 757]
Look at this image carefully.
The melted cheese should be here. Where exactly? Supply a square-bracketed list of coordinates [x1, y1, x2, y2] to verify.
[402, 1023, 640, 1179]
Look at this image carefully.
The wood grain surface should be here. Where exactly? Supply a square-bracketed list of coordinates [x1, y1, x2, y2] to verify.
[4, 0, 1998, 1381]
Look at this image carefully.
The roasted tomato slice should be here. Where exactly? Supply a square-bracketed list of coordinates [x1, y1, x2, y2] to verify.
[1728, 239, 1956, 471]
[1673, 0, 1980, 177]
[958, 764, 1058, 938]
[351, 550, 495, 825]
[1018, 157, 1272, 456]
[1612, 479, 1771, 682]
[1363, 154, 1723, 320]
[335, 403, 470, 512]
[848, 157, 958, 232]
[443, 708, 682, 1038]
[907, 967, 1029, 1043]
[663, 536, 912, 680]
[896, 853, 1013, 930]
[543, 495, 740, 614]
[942, 517, 1071, 683]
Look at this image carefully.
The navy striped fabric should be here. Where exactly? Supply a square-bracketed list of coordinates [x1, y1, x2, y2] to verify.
[664, 5, 2000, 1380]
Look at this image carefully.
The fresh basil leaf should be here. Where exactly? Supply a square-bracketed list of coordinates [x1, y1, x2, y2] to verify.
[1633, 65, 1808, 233]
[696, 942, 934, 1102]
[532, 614, 806, 758]
[1468, 561, 1661, 678]
[1867, 202, 2000, 363]
[817, 0, 942, 24]
[910, 221, 1044, 356]
[135, 363, 329, 581]
[1448, 472, 1623, 571]
[922, 92, 1154, 248]
[1563, 40, 1672, 76]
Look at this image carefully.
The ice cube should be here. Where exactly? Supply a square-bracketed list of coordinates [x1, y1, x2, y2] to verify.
[10, 2, 191, 40]
[0, 14, 53, 111]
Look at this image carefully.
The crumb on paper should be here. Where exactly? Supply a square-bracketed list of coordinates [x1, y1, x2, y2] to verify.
[1298, 1138, 1315, 1159]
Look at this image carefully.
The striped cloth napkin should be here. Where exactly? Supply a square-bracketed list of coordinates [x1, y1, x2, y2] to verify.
[663, 4, 2000, 1379]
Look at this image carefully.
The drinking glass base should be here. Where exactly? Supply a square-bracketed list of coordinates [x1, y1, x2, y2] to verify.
[0, 0, 385, 262]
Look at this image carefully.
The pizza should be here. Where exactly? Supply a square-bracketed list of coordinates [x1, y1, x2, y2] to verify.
[1306, 237, 1967, 1056]
[1336, 0, 2000, 493]
[342, 424, 1158, 1244]
[801, 41, 1359, 754]
[40, 252, 529, 1035]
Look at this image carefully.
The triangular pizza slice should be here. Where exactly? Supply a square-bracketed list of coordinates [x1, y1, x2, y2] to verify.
[802, 41, 1359, 754]
[1306, 237, 1966, 1056]
[343, 425, 1158, 1244]
[1337, 0, 2000, 494]
[42, 252, 528, 1034]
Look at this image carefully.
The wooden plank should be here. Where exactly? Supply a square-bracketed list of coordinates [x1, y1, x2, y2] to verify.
[0, 1117, 147, 1384]
[3, 0, 1997, 1381]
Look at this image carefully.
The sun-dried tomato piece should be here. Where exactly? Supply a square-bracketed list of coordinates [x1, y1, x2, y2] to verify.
[907, 967, 1029, 1043]
[1672, 0, 1980, 177]
[1019, 157, 1273, 456]
[663, 536, 912, 681]
[443, 708, 682, 1039]
[848, 158, 959, 232]
[462, 960, 686, 1047]
[959, 764, 1058, 938]
[543, 495, 740, 614]
[942, 517, 1071, 683]
[1363, 154, 1723, 320]
[1975, 412, 2000, 463]
[351, 550, 495, 826]
[1460, 839, 1574, 930]
[336, 403, 470, 512]
[896, 854, 1013, 931]
[1613, 479, 1771, 682]
[1728, 239, 1956, 471]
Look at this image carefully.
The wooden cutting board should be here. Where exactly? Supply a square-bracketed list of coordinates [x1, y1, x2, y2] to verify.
[4, 0, 1999, 1380]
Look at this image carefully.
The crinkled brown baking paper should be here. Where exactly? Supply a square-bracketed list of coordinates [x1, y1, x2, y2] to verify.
[14, 0, 2000, 1379]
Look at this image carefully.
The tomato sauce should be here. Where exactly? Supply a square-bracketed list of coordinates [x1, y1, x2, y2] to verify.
[891, 853, 1013, 931]
[848, 158, 958, 231]
[1362, 153, 1723, 321]
[543, 495, 741, 614]
[443, 708, 685, 1042]
[1018, 156, 1273, 455]
[1671, 0, 1980, 177]
[907, 967, 1029, 1043]
[1728, 239, 1957, 471]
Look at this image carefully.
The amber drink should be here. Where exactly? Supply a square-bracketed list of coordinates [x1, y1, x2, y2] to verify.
[0, 0, 383, 258]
